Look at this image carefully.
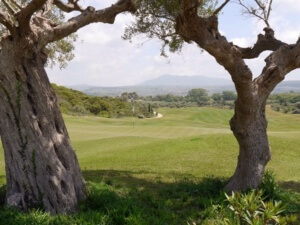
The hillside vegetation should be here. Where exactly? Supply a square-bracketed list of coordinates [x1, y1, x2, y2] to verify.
[52, 84, 154, 118]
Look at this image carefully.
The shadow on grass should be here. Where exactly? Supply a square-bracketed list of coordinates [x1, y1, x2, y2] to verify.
[82, 170, 300, 224]
[82, 169, 207, 189]
[279, 181, 300, 193]
[0, 175, 5, 183]
[278, 181, 300, 221]
[0, 170, 228, 225]
[1, 171, 300, 224]
[81, 169, 228, 224]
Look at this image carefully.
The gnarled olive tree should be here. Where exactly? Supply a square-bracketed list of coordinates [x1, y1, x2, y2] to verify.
[0, 0, 135, 214]
[124, 0, 300, 191]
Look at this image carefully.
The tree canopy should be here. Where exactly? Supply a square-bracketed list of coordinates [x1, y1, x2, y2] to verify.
[123, 0, 218, 56]
[0, 0, 136, 66]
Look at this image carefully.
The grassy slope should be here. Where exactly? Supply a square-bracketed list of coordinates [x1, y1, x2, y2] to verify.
[2, 106, 299, 186]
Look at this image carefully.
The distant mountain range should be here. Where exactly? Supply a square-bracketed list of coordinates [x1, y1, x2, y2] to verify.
[68, 75, 300, 97]
[68, 84, 97, 91]
[137, 75, 233, 86]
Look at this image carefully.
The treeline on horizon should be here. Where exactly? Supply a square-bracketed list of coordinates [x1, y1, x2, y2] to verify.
[143, 89, 300, 114]
[52, 84, 300, 117]
[141, 89, 237, 109]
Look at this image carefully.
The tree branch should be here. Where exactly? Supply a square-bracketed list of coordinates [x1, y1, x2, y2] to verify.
[50, 0, 136, 42]
[236, 0, 271, 27]
[53, 0, 84, 13]
[0, 9, 14, 34]
[9, 0, 23, 10]
[253, 0, 272, 27]
[266, 0, 273, 22]
[254, 40, 300, 98]
[235, 28, 286, 59]
[213, 0, 231, 15]
[2, 0, 16, 15]
[176, 0, 253, 101]
[40, 0, 54, 16]
[18, 0, 48, 31]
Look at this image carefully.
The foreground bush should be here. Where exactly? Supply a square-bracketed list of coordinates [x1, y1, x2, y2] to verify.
[202, 171, 300, 225]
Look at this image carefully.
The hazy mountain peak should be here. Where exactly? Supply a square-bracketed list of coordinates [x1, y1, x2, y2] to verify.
[66, 84, 96, 92]
[137, 75, 232, 87]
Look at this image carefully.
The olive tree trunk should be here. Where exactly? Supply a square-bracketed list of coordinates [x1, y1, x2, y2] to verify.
[225, 99, 271, 191]
[0, 47, 85, 214]
[171, 0, 300, 191]
[0, 0, 136, 215]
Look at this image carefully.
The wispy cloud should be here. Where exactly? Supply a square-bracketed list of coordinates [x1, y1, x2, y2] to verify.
[47, 0, 300, 86]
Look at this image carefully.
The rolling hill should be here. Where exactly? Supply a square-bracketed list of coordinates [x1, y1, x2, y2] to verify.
[69, 75, 300, 97]
[137, 75, 233, 86]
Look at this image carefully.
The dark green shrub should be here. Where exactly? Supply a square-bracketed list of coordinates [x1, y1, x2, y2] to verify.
[0, 185, 6, 207]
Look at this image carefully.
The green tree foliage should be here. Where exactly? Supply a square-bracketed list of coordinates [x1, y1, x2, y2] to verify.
[121, 92, 139, 100]
[141, 88, 238, 108]
[151, 94, 184, 102]
[186, 88, 210, 105]
[269, 92, 300, 114]
[212, 93, 222, 102]
[0, 0, 77, 69]
[46, 34, 77, 69]
[86, 97, 111, 115]
[52, 85, 156, 118]
[221, 91, 237, 101]
[123, 0, 217, 56]
[52, 84, 132, 117]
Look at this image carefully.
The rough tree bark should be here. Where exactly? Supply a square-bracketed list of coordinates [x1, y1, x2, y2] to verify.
[174, 0, 300, 191]
[0, 44, 85, 214]
[0, 0, 135, 214]
[226, 99, 271, 191]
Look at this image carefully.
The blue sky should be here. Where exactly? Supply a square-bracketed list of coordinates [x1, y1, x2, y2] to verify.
[47, 0, 300, 87]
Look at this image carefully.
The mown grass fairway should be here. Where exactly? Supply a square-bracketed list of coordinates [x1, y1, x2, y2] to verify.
[73, 107, 300, 184]
[1, 106, 300, 186]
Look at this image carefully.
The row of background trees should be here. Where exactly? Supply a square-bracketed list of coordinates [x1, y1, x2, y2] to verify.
[142, 89, 300, 114]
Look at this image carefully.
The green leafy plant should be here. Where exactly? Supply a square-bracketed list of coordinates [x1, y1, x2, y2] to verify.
[224, 190, 286, 225]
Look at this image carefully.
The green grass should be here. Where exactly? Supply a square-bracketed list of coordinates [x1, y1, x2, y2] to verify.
[0, 106, 300, 224]
[1, 106, 300, 185]
[0, 174, 299, 225]
[62, 106, 300, 185]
